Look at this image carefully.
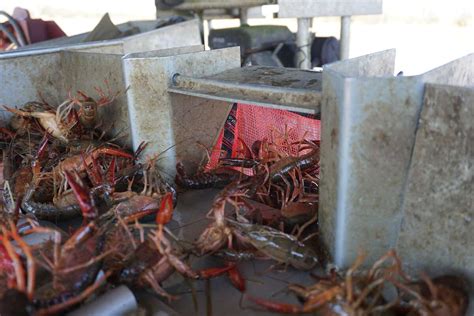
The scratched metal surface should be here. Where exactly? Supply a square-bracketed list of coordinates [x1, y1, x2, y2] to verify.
[170, 66, 322, 114]
[320, 49, 418, 268]
[320, 50, 474, 272]
[123, 47, 241, 179]
[0, 20, 202, 56]
[396, 83, 474, 314]
[0, 21, 202, 148]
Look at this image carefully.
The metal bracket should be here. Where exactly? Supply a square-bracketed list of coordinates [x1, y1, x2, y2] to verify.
[320, 49, 474, 272]
[169, 66, 322, 114]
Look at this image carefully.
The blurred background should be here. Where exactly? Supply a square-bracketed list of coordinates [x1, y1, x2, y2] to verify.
[2, 0, 473, 74]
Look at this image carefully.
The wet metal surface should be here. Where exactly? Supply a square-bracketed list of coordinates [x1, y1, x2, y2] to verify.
[170, 66, 322, 114]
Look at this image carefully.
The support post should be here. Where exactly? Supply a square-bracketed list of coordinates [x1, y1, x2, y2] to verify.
[340, 15, 351, 60]
[240, 8, 249, 25]
[295, 17, 312, 69]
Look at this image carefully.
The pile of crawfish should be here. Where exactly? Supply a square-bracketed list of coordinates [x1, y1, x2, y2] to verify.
[175, 129, 469, 316]
[0, 89, 203, 315]
[0, 88, 469, 315]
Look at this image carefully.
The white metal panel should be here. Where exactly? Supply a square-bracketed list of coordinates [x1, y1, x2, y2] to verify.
[278, 0, 382, 18]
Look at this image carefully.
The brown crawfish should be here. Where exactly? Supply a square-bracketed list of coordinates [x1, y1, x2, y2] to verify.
[3, 99, 76, 143]
[247, 250, 395, 314]
[175, 161, 247, 189]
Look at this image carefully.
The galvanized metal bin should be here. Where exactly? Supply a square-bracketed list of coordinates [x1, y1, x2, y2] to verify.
[0, 19, 202, 56]
[320, 50, 473, 297]
[0, 20, 202, 147]
[122, 45, 473, 293]
[0, 42, 472, 314]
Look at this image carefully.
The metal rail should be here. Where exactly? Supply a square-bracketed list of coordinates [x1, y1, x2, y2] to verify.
[169, 66, 322, 114]
[163, 0, 275, 10]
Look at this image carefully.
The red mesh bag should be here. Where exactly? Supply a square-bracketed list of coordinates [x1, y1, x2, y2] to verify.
[208, 103, 321, 169]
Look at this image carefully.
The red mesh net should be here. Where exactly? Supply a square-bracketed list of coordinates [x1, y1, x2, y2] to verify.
[208, 103, 321, 169]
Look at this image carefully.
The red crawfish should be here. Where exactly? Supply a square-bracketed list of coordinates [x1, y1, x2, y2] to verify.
[247, 250, 467, 315]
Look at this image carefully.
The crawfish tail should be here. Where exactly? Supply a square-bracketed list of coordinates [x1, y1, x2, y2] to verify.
[269, 148, 320, 182]
[21, 188, 81, 221]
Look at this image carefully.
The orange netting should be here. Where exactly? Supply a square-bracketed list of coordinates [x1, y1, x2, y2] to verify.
[208, 104, 321, 169]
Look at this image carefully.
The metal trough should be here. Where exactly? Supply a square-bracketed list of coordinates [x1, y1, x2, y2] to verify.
[0, 19, 202, 56]
[0, 20, 202, 147]
[122, 46, 242, 176]
[0, 40, 472, 313]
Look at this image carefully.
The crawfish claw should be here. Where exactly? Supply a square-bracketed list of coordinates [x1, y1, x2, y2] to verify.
[64, 171, 97, 220]
[156, 193, 174, 225]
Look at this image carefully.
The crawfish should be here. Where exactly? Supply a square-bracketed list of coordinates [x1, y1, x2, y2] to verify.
[248, 250, 401, 315]
[112, 231, 196, 301]
[21, 182, 82, 221]
[53, 146, 133, 176]
[392, 275, 469, 316]
[110, 195, 230, 301]
[74, 87, 122, 130]
[237, 197, 284, 227]
[237, 197, 317, 230]
[9, 170, 124, 314]
[175, 161, 247, 189]
[108, 158, 177, 214]
[214, 248, 262, 262]
[73, 92, 98, 130]
[228, 220, 319, 270]
[0, 219, 111, 315]
[194, 179, 253, 255]
[266, 146, 320, 183]
[3, 99, 76, 143]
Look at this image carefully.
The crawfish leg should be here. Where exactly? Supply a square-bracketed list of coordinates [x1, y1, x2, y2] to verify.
[227, 264, 245, 292]
[198, 264, 236, 279]
[1, 229, 26, 292]
[152, 229, 197, 279]
[143, 270, 177, 302]
[24, 226, 62, 271]
[303, 285, 343, 312]
[165, 250, 197, 279]
[63, 221, 98, 251]
[9, 226, 36, 300]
